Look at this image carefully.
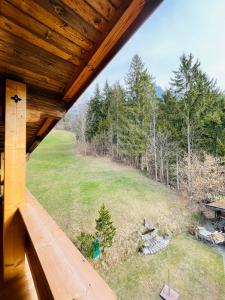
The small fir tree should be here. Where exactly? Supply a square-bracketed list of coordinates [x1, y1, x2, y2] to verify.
[76, 232, 94, 258]
[95, 204, 116, 252]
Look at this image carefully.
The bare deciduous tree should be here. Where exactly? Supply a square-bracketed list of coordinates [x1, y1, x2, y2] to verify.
[180, 154, 225, 205]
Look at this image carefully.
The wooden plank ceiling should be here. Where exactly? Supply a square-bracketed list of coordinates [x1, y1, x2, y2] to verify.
[0, 0, 162, 153]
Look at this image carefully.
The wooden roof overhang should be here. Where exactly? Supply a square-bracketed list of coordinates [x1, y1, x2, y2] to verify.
[0, 0, 162, 153]
[205, 200, 225, 213]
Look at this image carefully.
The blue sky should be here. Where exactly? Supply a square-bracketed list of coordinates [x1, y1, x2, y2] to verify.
[78, 0, 225, 104]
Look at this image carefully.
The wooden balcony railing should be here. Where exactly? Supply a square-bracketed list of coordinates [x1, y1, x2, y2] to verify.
[18, 190, 116, 300]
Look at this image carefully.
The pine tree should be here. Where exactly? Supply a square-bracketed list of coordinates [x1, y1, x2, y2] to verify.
[100, 81, 112, 134]
[83, 53, 225, 192]
[125, 54, 157, 166]
[170, 53, 218, 197]
[196, 92, 225, 156]
[108, 82, 126, 159]
[85, 84, 103, 142]
[95, 204, 116, 252]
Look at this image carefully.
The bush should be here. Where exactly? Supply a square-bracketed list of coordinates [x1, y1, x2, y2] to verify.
[76, 232, 94, 258]
[180, 153, 225, 204]
[191, 212, 202, 223]
[75, 205, 116, 258]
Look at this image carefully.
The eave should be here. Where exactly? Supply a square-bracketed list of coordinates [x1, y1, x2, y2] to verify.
[0, 0, 163, 153]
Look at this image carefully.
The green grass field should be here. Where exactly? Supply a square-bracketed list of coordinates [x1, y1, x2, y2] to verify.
[27, 130, 225, 300]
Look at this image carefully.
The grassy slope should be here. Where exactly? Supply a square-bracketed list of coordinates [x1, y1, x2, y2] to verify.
[27, 130, 225, 300]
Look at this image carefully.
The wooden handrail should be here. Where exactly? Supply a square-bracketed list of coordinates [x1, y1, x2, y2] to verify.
[19, 190, 116, 300]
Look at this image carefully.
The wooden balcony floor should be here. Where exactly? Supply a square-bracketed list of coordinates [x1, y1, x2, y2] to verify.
[0, 257, 38, 300]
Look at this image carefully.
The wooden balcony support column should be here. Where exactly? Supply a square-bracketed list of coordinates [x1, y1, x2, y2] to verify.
[3, 79, 26, 281]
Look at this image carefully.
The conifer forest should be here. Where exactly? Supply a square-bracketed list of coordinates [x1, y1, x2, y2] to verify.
[64, 54, 225, 205]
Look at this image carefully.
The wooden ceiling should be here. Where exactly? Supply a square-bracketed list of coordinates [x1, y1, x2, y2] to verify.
[0, 0, 162, 153]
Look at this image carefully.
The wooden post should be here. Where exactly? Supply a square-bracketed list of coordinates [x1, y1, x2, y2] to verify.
[3, 79, 26, 281]
[1, 153, 4, 195]
[0, 152, 3, 278]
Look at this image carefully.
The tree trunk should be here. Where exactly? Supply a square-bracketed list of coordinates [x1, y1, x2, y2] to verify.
[116, 100, 119, 160]
[187, 114, 192, 198]
[176, 154, 180, 191]
[153, 111, 158, 181]
[160, 145, 164, 182]
[166, 160, 169, 186]
[116, 131, 119, 160]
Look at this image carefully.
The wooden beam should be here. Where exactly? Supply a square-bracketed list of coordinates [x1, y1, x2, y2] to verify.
[3, 79, 26, 281]
[27, 89, 66, 119]
[0, 59, 65, 93]
[36, 118, 55, 137]
[26, 239, 54, 300]
[9, 0, 94, 50]
[61, 0, 107, 31]
[0, 256, 38, 299]
[0, 16, 81, 66]
[1, 152, 4, 196]
[1, 0, 85, 60]
[87, 0, 116, 21]
[28, 118, 58, 153]
[63, 0, 162, 104]
[0, 29, 76, 83]
[0, 152, 4, 278]
[109, 0, 122, 9]
[36, 0, 100, 42]
[63, 0, 145, 100]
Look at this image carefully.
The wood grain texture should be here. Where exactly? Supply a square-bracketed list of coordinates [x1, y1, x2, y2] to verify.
[87, 0, 116, 21]
[26, 239, 54, 300]
[3, 79, 26, 281]
[36, 0, 101, 42]
[1, 0, 86, 60]
[36, 118, 55, 137]
[0, 15, 80, 66]
[9, 0, 94, 50]
[0, 185, 2, 277]
[1, 152, 4, 195]
[0, 59, 65, 92]
[26, 121, 43, 146]
[27, 88, 66, 120]
[0, 121, 4, 152]
[0, 80, 4, 122]
[0, 255, 38, 300]
[0, 29, 76, 83]
[25, 87, 65, 152]
[0, 153, 3, 270]
[109, 0, 123, 8]
[19, 190, 116, 300]
[0, 83, 64, 152]
[61, 0, 107, 31]
[63, 0, 145, 100]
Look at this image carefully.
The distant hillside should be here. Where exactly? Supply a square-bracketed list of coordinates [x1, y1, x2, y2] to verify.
[68, 97, 88, 117]
[156, 85, 164, 98]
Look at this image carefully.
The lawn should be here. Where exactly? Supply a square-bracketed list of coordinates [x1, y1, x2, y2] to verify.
[27, 130, 225, 300]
